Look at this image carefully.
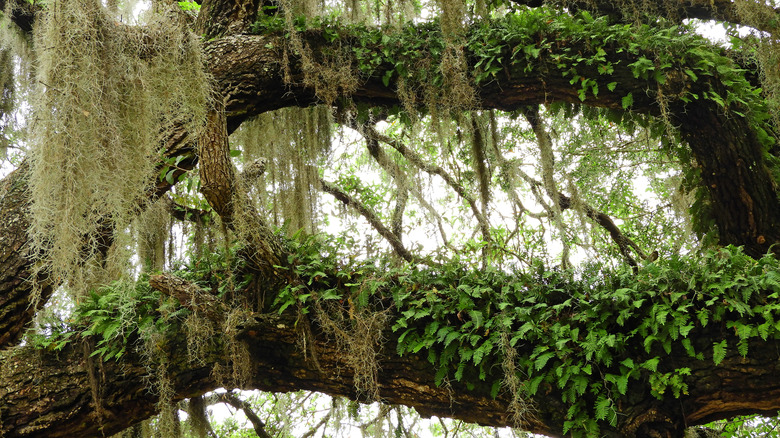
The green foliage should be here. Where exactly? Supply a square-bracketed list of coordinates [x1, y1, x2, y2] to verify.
[273, 238, 780, 436]
[29, 277, 187, 361]
[711, 413, 780, 437]
[29, 243, 244, 361]
[250, 8, 770, 134]
[77, 278, 183, 362]
[177, 1, 201, 12]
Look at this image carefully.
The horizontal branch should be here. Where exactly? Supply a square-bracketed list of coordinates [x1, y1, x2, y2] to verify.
[511, 0, 780, 35]
[3, 285, 780, 438]
[320, 177, 415, 262]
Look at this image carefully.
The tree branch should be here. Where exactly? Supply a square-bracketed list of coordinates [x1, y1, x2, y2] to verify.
[213, 392, 273, 438]
[3, 301, 780, 437]
[319, 177, 415, 262]
[149, 273, 229, 321]
[509, 0, 780, 35]
[362, 125, 493, 246]
[195, 0, 261, 39]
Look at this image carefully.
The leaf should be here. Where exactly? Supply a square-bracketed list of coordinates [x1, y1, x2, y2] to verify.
[595, 395, 612, 421]
[229, 149, 242, 157]
[382, 69, 393, 87]
[165, 169, 176, 184]
[712, 340, 727, 365]
[622, 92, 633, 109]
[607, 81, 617, 92]
[468, 310, 484, 328]
[641, 357, 660, 372]
[527, 375, 545, 395]
[534, 352, 556, 370]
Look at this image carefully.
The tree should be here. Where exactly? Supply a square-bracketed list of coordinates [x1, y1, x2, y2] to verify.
[2, 0, 780, 436]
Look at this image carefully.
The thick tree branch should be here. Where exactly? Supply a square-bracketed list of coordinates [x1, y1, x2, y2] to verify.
[149, 273, 229, 321]
[0, 163, 51, 347]
[3, 294, 780, 438]
[195, 0, 261, 39]
[511, 0, 780, 35]
[204, 28, 780, 255]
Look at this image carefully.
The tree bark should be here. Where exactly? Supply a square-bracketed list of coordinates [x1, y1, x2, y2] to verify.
[0, 163, 53, 348]
[3, 294, 780, 438]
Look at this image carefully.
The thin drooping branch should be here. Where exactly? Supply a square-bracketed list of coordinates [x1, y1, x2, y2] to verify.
[348, 119, 452, 249]
[359, 404, 393, 434]
[518, 109, 653, 268]
[363, 131, 408, 242]
[300, 397, 336, 438]
[522, 105, 573, 268]
[409, 188, 452, 249]
[479, 109, 652, 268]
[319, 178, 414, 262]
[362, 125, 493, 246]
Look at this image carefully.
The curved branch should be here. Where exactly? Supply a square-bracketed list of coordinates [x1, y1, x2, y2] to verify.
[319, 178, 414, 263]
[510, 0, 780, 35]
[362, 130, 409, 241]
[362, 125, 493, 245]
[213, 392, 273, 438]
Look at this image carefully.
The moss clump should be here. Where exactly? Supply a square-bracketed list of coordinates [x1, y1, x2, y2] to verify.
[28, 0, 210, 297]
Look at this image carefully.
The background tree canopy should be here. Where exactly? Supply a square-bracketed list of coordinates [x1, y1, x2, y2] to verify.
[2, 0, 780, 436]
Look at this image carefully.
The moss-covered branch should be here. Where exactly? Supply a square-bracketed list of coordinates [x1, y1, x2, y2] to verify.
[4, 242, 780, 437]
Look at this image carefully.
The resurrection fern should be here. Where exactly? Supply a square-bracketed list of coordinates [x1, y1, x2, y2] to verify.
[28, 0, 210, 297]
[273, 238, 780, 436]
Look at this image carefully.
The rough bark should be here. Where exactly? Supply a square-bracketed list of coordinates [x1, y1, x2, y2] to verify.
[2, 293, 780, 438]
[0, 163, 52, 348]
[195, 0, 261, 38]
